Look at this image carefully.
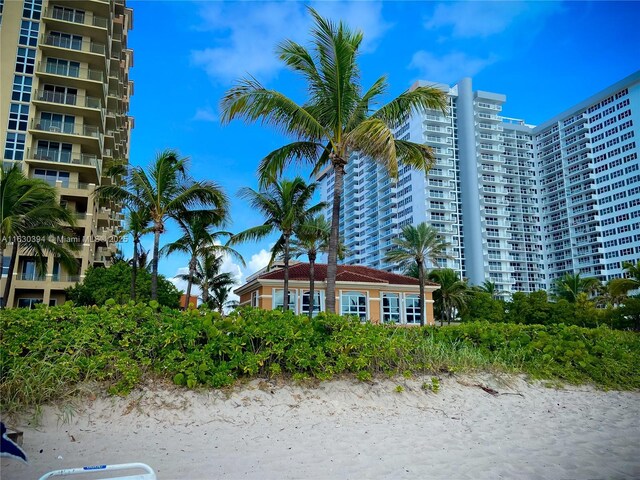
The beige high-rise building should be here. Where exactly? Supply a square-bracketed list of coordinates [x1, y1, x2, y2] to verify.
[0, 0, 134, 307]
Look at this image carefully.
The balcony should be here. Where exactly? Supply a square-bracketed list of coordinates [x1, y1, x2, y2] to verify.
[16, 272, 46, 281]
[41, 34, 107, 59]
[52, 274, 81, 283]
[37, 61, 104, 95]
[33, 90, 104, 124]
[27, 148, 102, 179]
[43, 6, 109, 30]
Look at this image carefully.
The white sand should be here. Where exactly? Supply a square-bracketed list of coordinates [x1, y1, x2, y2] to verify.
[2, 375, 639, 480]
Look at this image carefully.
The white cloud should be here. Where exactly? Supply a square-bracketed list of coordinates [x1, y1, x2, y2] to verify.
[191, 2, 306, 83]
[246, 249, 272, 277]
[409, 51, 498, 84]
[311, 2, 391, 53]
[193, 107, 218, 123]
[191, 2, 389, 83]
[424, 2, 559, 38]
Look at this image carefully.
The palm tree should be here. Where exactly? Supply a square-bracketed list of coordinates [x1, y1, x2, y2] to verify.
[231, 177, 323, 312]
[210, 284, 237, 315]
[121, 205, 152, 301]
[609, 260, 640, 297]
[554, 273, 601, 303]
[221, 8, 448, 313]
[96, 150, 228, 300]
[290, 214, 343, 318]
[384, 223, 451, 326]
[428, 268, 471, 326]
[1, 166, 79, 308]
[162, 214, 243, 307]
[199, 252, 235, 306]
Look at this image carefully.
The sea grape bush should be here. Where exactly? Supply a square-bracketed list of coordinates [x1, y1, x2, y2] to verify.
[1, 303, 638, 413]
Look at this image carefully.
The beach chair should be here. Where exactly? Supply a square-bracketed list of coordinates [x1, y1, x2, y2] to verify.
[38, 462, 156, 480]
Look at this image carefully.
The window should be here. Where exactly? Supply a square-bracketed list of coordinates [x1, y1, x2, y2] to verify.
[23, 0, 42, 19]
[382, 293, 400, 323]
[40, 84, 78, 104]
[8, 104, 29, 131]
[38, 112, 75, 133]
[273, 289, 296, 313]
[19, 20, 39, 46]
[16, 47, 36, 74]
[12, 75, 32, 102]
[45, 58, 80, 77]
[302, 291, 322, 316]
[1, 258, 9, 277]
[4, 133, 26, 160]
[251, 291, 259, 307]
[18, 298, 43, 309]
[51, 6, 85, 24]
[32, 169, 70, 187]
[405, 295, 421, 324]
[46, 31, 83, 50]
[340, 291, 367, 321]
[36, 140, 72, 162]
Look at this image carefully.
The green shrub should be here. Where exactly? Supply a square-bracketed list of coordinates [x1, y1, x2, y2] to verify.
[1, 305, 638, 414]
[65, 261, 181, 308]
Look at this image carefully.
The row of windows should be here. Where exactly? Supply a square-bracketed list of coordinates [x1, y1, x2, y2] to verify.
[268, 289, 422, 324]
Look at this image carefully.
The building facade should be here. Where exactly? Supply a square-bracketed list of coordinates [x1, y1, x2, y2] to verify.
[0, 0, 134, 307]
[236, 262, 440, 325]
[319, 71, 640, 294]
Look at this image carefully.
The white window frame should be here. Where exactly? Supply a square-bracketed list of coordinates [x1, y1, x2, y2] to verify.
[381, 292, 401, 324]
[404, 294, 421, 325]
[340, 290, 368, 322]
[273, 288, 297, 313]
[301, 290, 323, 316]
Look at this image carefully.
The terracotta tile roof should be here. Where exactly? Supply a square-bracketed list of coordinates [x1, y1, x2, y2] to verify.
[257, 263, 438, 286]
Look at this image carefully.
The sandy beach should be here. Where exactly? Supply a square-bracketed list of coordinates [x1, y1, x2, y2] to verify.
[2, 375, 639, 480]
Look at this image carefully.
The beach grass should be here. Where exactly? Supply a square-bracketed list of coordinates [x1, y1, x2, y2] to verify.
[1, 302, 639, 415]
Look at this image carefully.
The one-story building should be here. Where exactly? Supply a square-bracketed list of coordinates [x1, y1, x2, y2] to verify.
[235, 262, 440, 325]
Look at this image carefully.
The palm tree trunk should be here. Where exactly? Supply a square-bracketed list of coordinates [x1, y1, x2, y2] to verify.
[326, 160, 345, 314]
[283, 233, 290, 312]
[131, 236, 139, 301]
[308, 251, 316, 320]
[418, 261, 426, 327]
[440, 299, 445, 327]
[202, 280, 209, 305]
[185, 255, 196, 309]
[2, 243, 19, 309]
[151, 226, 161, 301]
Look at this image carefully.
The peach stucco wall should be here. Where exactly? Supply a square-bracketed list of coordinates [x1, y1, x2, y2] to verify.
[240, 283, 435, 325]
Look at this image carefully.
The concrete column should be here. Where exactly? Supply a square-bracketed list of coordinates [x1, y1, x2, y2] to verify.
[456, 77, 485, 286]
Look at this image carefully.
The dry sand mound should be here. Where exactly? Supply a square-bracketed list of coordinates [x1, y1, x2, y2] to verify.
[2, 375, 639, 479]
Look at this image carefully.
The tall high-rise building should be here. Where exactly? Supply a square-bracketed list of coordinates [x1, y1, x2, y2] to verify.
[0, 0, 134, 307]
[319, 71, 639, 294]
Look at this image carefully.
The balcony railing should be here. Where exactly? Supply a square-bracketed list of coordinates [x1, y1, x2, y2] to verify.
[42, 34, 107, 55]
[32, 119, 101, 138]
[38, 61, 104, 82]
[52, 274, 81, 282]
[17, 272, 46, 281]
[28, 148, 102, 176]
[44, 7, 108, 29]
[36, 89, 102, 109]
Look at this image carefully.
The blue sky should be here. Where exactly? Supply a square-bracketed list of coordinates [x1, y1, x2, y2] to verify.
[124, 0, 640, 291]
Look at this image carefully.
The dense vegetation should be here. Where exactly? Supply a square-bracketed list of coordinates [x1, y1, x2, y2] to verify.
[461, 291, 640, 331]
[65, 262, 181, 309]
[1, 304, 638, 415]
